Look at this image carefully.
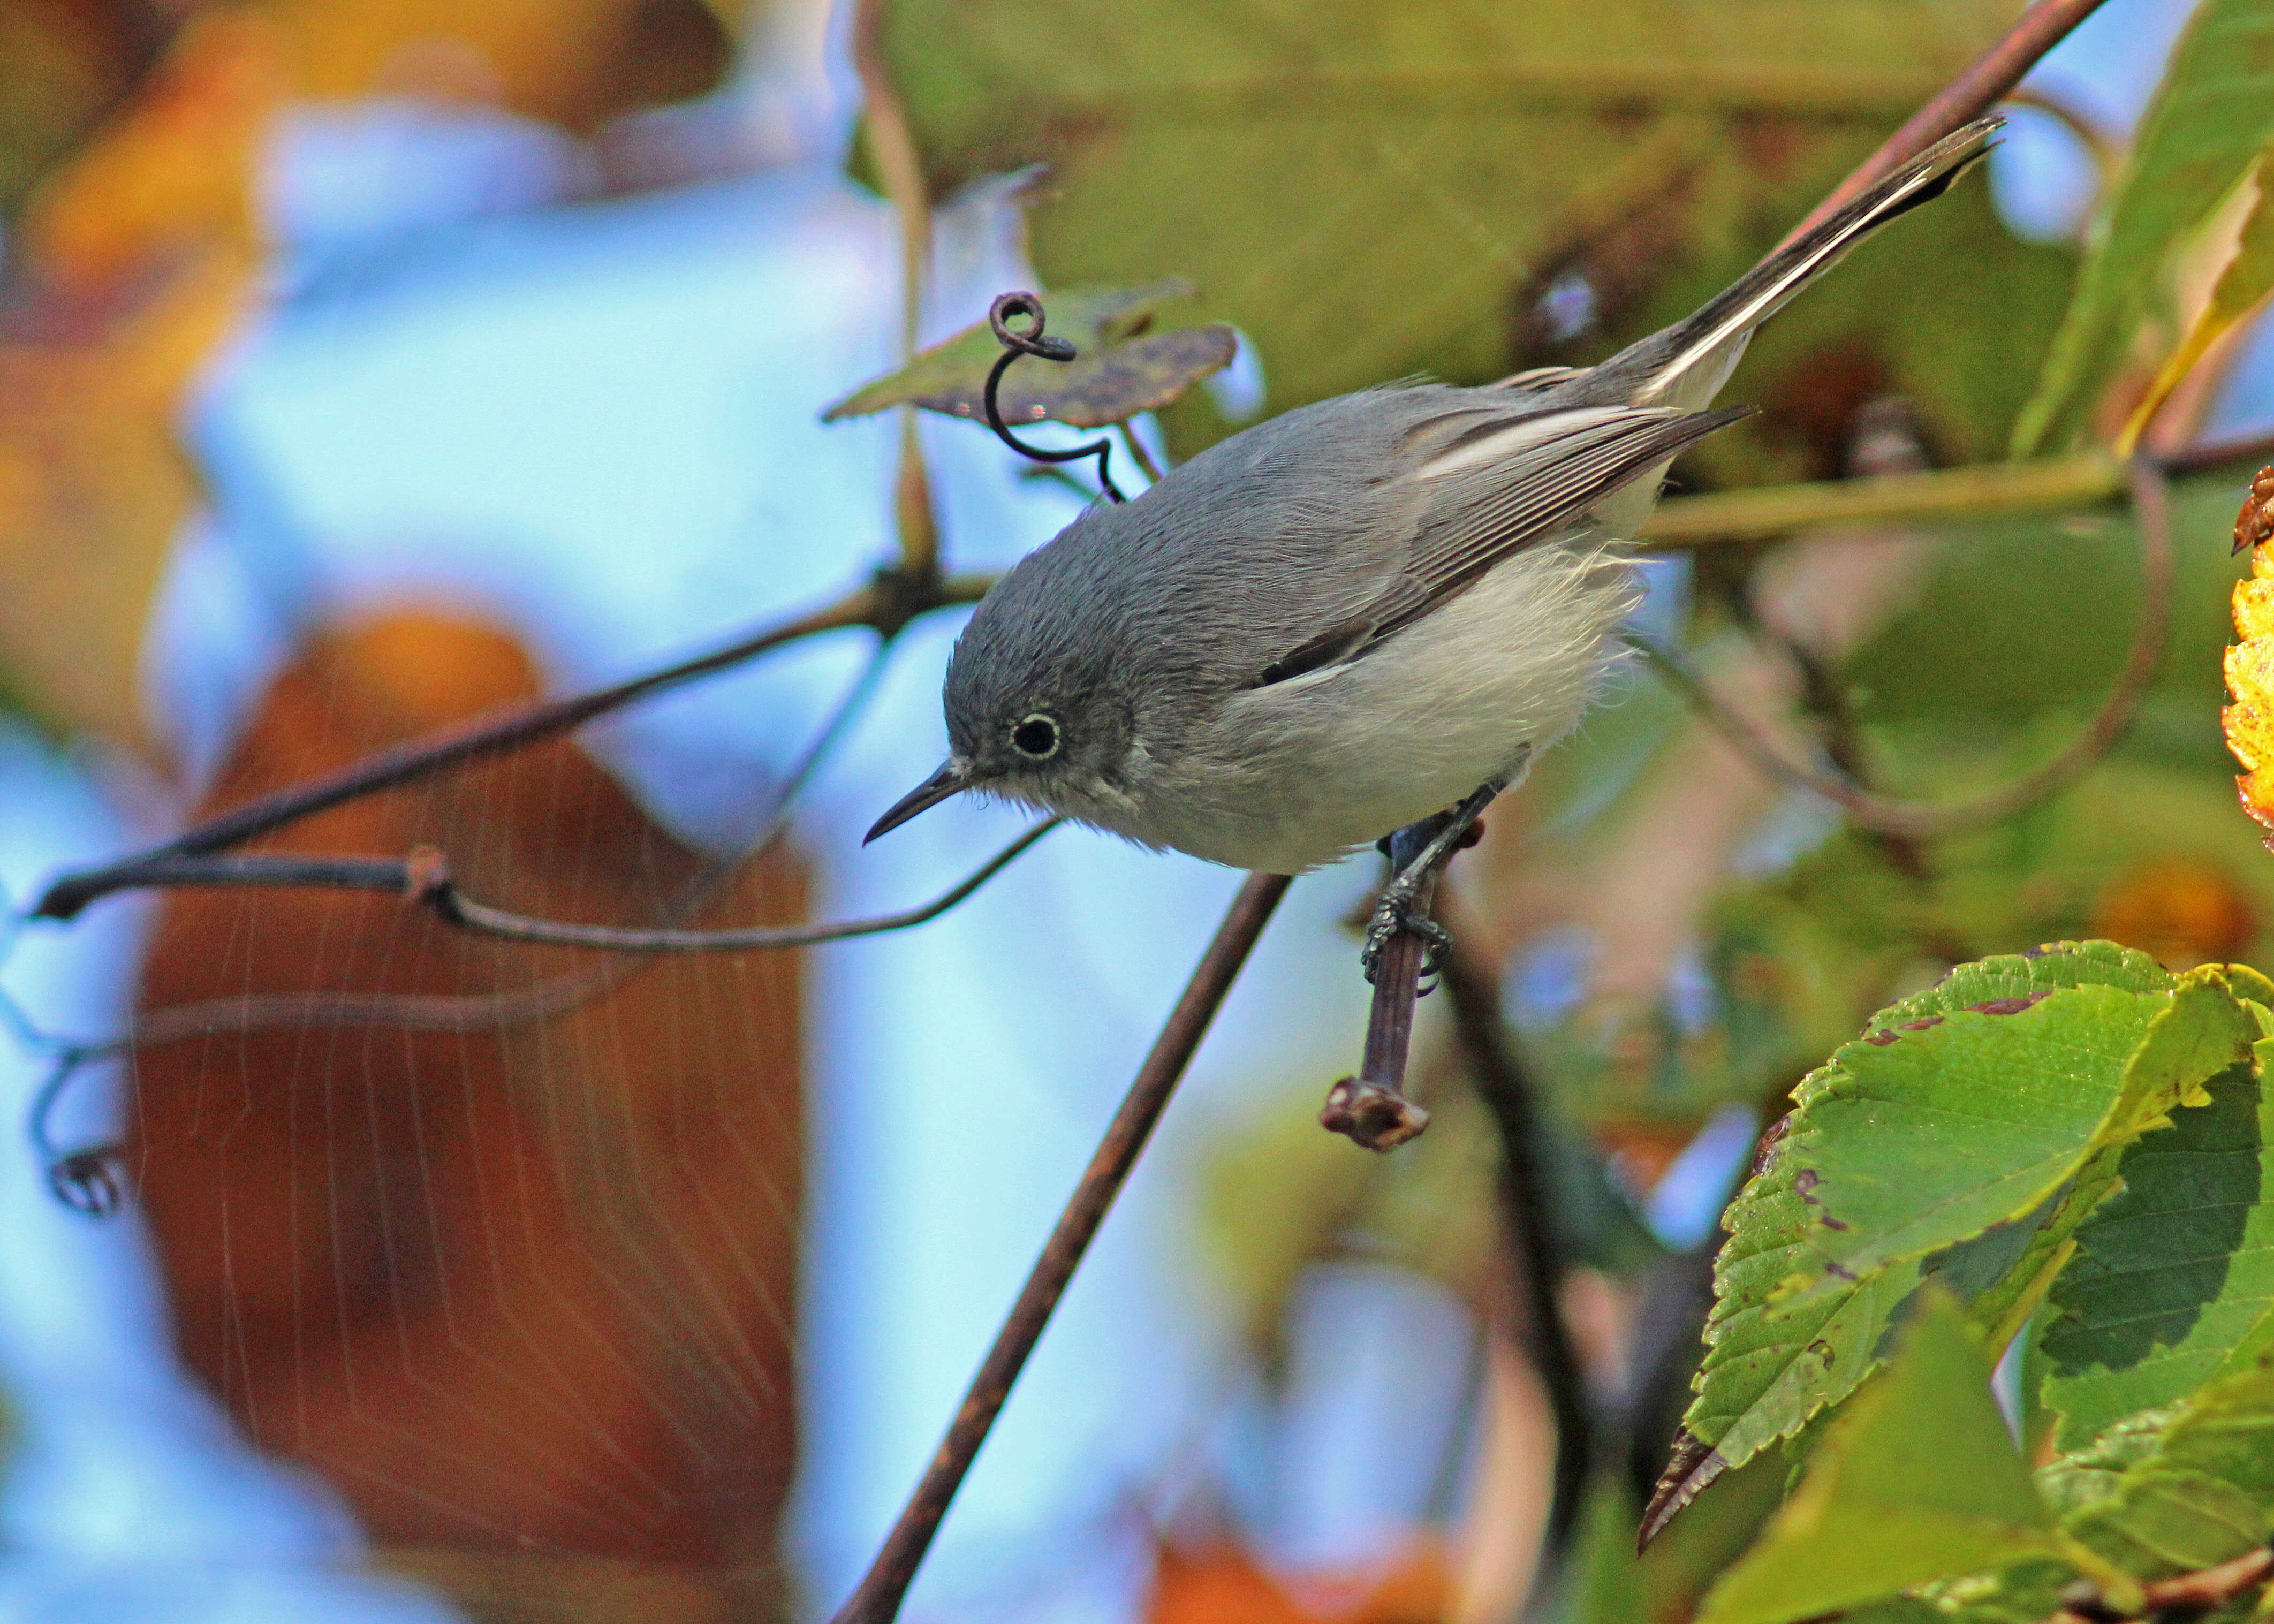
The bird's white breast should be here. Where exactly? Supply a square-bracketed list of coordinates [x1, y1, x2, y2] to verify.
[1109, 528, 1642, 874]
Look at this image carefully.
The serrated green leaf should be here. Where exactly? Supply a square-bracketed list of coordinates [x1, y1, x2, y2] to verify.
[1900, 1360, 2274, 1621]
[1695, 1289, 2054, 1624]
[2043, 1357, 2274, 1584]
[2044, 1050, 2274, 1451]
[818, 281, 1236, 428]
[1773, 984, 2166, 1303]
[1669, 947, 2249, 1528]
[2013, 0, 2274, 454]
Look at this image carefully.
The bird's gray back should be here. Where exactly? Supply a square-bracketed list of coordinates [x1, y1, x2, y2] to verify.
[948, 386, 1482, 749]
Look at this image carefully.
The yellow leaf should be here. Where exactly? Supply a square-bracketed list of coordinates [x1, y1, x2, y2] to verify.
[2224, 468, 2274, 847]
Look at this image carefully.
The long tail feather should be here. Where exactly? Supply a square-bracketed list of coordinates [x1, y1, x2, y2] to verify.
[1601, 117, 2002, 409]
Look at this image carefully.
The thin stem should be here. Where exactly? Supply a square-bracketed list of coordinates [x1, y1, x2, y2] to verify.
[1318, 790, 1502, 1154]
[1780, 0, 2119, 246]
[1320, 867, 1437, 1151]
[851, 0, 930, 368]
[1435, 922, 1593, 1590]
[34, 819, 1062, 957]
[1642, 424, 2269, 550]
[2162, 424, 2274, 477]
[2001, 85, 2116, 179]
[125, 634, 895, 1047]
[825, 871, 1291, 1624]
[852, 0, 942, 578]
[418, 818, 1063, 951]
[1121, 424, 1166, 485]
[1627, 454, 2174, 839]
[30, 572, 995, 922]
[1640, 452, 2125, 549]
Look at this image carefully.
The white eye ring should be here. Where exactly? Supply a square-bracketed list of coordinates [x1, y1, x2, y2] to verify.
[1010, 714, 1061, 760]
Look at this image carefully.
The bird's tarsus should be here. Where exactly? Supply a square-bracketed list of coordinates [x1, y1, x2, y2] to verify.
[1358, 770, 1511, 987]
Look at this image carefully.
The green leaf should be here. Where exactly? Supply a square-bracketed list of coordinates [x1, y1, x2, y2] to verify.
[2119, 155, 2274, 450]
[2043, 1356, 2274, 1583]
[2044, 1048, 2274, 1451]
[1695, 1289, 2055, 1624]
[877, 0, 2048, 455]
[1772, 985, 2171, 1304]
[2013, 0, 2274, 454]
[818, 281, 1237, 428]
[1661, 950, 2253, 1536]
[1902, 1561, 2079, 1624]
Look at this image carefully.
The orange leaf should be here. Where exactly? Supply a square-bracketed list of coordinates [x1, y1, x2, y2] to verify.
[0, 0, 730, 747]
[0, 13, 281, 747]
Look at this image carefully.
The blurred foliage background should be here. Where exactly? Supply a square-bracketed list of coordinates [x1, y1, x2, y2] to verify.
[3, 1, 2273, 1623]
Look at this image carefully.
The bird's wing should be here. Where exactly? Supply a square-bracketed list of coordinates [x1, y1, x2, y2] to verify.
[1253, 401, 1749, 687]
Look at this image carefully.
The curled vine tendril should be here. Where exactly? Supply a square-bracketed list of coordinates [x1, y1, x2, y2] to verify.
[983, 292, 1126, 504]
[29, 1053, 122, 1218]
[1, 884, 125, 1218]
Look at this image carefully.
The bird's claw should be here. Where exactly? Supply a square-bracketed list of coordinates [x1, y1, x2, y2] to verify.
[1360, 893, 1454, 990]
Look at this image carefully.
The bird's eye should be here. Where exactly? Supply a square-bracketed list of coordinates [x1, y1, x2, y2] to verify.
[1011, 714, 1061, 760]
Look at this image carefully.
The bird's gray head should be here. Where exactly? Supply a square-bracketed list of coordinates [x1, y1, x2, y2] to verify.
[865, 526, 1143, 843]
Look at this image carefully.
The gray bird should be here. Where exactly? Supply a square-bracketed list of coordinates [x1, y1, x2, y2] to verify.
[869, 120, 1997, 955]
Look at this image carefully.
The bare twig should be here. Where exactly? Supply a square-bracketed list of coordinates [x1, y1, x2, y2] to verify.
[825, 871, 1291, 1624]
[1121, 426, 1166, 485]
[1641, 452, 2126, 549]
[2162, 425, 2274, 478]
[414, 818, 1063, 950]
[1781, 0, 2119, 246]
[1436, 915, 1593, 1589]
[83, 635, 897, 1053]
[852, 0, 942, 579]
[1323, 789, 1503, 1150]
[1319, 864, 1438, 1151]
[1627, 454, 2174, 839]
[26, 819, 1062, 956]
[2044, 1545, 2274, 1624]
[851, 0, 930, 366]
[23, 817, 1057, 1211]
[2001, 84, 2117, 179]
[30, 571, 994, 921]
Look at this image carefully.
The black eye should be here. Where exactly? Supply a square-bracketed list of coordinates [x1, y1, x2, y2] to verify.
[1011, 714, 1060, 759]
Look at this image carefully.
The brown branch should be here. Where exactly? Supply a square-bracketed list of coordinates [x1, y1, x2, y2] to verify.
[413, 819, 1063, 950]
[1319, 864, 1438, 1152]
[852, 0, 943, 579]
[1628, 454, 2174, 839]
[2162, 425, 2274, 479]
[35, 819, 1062, 960]
[112, 632, 899, 1049]
[1321, 788, 1503, 1151]
[1436, 914, 1594, 1584]
[2001, 84, 2117, 179]
[851, 0, 930, 367]
[31, 571, 995, 922]
[825, 871, 1291, 1624]
[1782, 0, 2119, 247]
[2045, 1546, 2274, 1624]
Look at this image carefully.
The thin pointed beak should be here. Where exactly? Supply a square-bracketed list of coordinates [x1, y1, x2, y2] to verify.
[865, 760, 971, 844]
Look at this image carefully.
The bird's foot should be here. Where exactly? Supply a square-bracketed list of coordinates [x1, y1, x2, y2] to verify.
[1357, 772, 1510, 989]
[1360, 893, 1454, 988]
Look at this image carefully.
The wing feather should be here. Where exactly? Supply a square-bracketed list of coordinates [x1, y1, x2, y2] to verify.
[1250, 401, 1749, 687]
